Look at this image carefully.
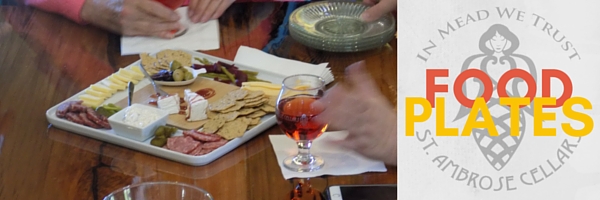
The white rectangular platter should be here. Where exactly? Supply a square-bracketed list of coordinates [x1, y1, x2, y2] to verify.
[45, 50, 284, 166]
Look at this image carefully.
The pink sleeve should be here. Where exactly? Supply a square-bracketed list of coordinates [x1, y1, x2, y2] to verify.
[25, 0, 86, 24]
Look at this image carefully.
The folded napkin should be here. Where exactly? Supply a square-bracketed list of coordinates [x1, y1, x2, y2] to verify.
[269, 131, 387, 179]
[234, 46, 335, 85]
[120, 7, 220, 56]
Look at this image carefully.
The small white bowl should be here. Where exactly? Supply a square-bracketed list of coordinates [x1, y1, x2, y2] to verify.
[108, 104, 168, 142]
[155, 67, 207, 86]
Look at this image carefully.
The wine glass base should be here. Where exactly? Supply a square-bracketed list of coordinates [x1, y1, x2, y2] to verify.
[283, 154, 325, 172]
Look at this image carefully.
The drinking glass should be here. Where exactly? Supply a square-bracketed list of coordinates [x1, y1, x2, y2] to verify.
[276, 74, 328, 172]
[103, 182, 213, 200]
[155, 0, 188, 37]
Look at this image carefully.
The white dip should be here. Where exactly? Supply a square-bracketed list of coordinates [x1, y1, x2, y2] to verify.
[123, 107, 161, 128]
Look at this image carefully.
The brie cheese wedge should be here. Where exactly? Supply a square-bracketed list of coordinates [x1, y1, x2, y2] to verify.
[184, 89, 208, 121]
[157, 93, 180, 114]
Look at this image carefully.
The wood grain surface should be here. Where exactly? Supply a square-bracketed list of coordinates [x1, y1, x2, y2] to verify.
[0, 3, 397, 200]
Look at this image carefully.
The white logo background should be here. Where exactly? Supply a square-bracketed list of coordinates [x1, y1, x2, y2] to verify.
[398, 0, 600, 199]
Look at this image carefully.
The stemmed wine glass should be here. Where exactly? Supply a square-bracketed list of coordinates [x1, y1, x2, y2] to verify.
[276, 74, 328, 172]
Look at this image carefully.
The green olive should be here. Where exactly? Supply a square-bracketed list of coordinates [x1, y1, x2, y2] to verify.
[170, 60, 182, 72]
[184, 71, 194, 81]
[172, 69, 185, 81]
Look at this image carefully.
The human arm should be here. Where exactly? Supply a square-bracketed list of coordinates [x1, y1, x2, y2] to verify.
[24, 0, 87, 23]
[360, 0, 397, 22]
[25, 0, 183, 38]
[314, 61, 398, 165]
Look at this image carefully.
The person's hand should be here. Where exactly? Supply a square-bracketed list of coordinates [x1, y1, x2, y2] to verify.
[314, 61, 397, 165]
[187, 0, 236, 23]
[80, 0, 183, 38]
[360, 0, 397, 22]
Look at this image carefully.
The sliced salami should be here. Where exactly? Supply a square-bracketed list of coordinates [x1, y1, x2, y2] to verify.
[166, 136, 201, 154]
[65, 112, 84, 125]
[188, 144, 206, 156]
[202, 139, 228, 149]
[79, 112, 101, 129]
[85, 108, 111, 129]
[183, 130, 222, 142]
[56, 101, 74, 118]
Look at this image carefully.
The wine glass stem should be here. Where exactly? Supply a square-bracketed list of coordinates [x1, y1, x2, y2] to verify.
[295, 140, 314, 164]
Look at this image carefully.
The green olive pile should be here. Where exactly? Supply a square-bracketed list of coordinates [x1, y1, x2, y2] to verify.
[150, 126, 178, 147]
[150, 60, 194, 82]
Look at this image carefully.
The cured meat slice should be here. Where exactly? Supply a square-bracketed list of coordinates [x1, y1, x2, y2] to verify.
[202, 139, 228, 149]
[197, 148, 215, 155]
[85, 108, 111, 129]
[56, 101, 83, 117]
[183, 130, 222, 142]
[188, 145, 205, 156]
[56, 101, 74, 118]
[86, 108, 103, 124]
[69, 103, 88, 113]
[166, 136, 201, 154]
[65, 112, 84, 125]
[79, 112, 101, 129]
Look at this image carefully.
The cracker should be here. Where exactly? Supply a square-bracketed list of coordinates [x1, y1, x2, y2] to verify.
[237, 107, 257, 115]
[243, 98, 267, 108]
[259, 104, 276, 113]
[140, 53, 164, 75]
[202, 118, 226, 134]
[156, 49, 192, 67]
[209, 111, 240, 122]
[267, 95, 278, 107]
[219, 101, 245, 113]
[244, 90, 265, 100]
[247, 110, 267, 118]
[217, 118, 249, 140]
[244, 96, 265, 104]
[226, 89, 249, 100]
[209, 98, 236, 111]
[248, 117, 261, 125]
[206, 110, 219, 119]
[247, 125, 257, 130]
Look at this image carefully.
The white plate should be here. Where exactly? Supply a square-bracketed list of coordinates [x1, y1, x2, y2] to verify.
[154, 67, 207, 86]
[46, 50, 281, 166]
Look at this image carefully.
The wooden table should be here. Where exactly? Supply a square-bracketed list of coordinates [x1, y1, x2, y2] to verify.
[0, 3, 397, 200]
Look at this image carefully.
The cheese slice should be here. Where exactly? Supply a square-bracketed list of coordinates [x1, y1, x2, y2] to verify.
[118, 68, 144, 80]
[108, 75, 128, 86]
[91, 84, 117, 94]
[102, 80, 126, 90]
[241, 86, 280, 96]
[131, 65, 145, 75]
[85, 88, 110, 99]
[113, 73, 139, 84]
[242, 82, 282, 90]
[79, 94, 105, 108]
[81, 100, 103, 108]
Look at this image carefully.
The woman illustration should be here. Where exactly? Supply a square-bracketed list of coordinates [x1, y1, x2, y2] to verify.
[454, 24, 537, 171]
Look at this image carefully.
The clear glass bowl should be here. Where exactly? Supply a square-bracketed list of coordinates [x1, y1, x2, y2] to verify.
[289, 1, 396, 52]
[103, 182, 213, 200]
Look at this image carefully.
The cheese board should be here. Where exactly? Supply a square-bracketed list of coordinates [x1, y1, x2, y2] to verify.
[46, 50, 284, 166]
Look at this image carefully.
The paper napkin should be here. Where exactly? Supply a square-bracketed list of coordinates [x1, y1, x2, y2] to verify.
[233, 46, 335, 84]
[120, 7, 220, 56]
[269, 131, 387, 179]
